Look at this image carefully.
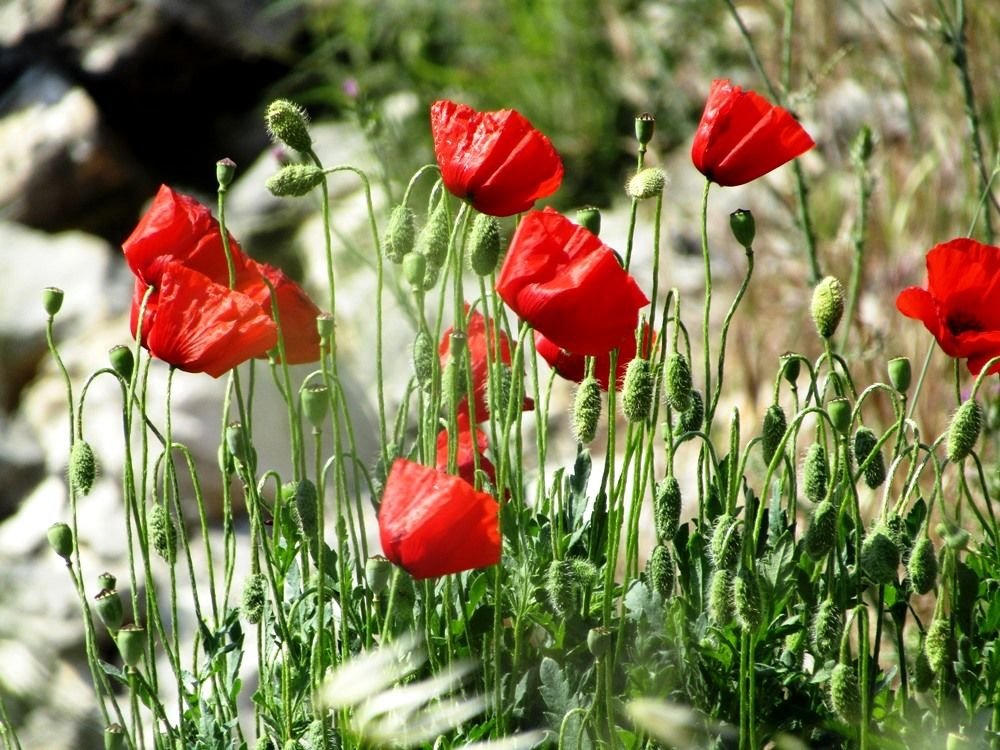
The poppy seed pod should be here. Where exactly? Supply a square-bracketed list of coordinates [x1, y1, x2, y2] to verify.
[761, 403, 787, 466]
[241, 573, 267, 624]
[635, 112, 656, 146]
[860, 527, 900, 585]
[653, 476, 682, 543]
[732, 571, 762, 631]
[803, 500, 837, 560]
[827, 398, 852, 436]
[69, 440, 97, 496]
[116, 624, 146, 670]
[887, 356, 912, 393]
[365, 555, 393, 596]
[104, 724, 125, 750]
[587, 626, 612, 658]
[853, 426, 886, 488]
[95, 588, 124, 635]
[383, 204, 416, 264]
[108, 345, 134, 381]
[316, 313, 335, 342]
[42, 286, 64, 317]
[803, 443, 829, 504]
[626, 168, 667, 200]
[621, 357, 655, 423]
[664, 353, 693, 412]
[710, 513, 742, 571]
[648, 544, 675, 598]
[829, 662, 860, 723]
[707, 568, 735, 626]
[300, 384, 330, 429]
[575, 206, 601, 236]
[946, 398, 983, 462]
[729, 208, 756, 248]
[573, 376, 603, 444]
[265, 99, 312, 153]
[47, 522, 74, 560]
[908, 536, 938, 594]
[467, 213, 502, 276]
[265, 164, 325, 197]
[811, 276, 846, 339]
[149, 502, 177, 564]
[811, 599, 842, 658]
[216, 157, 237, 189]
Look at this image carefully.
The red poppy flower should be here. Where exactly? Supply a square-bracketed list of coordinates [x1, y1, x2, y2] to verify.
[378, 458, 501, 580]
[435, 412, 496, 486]
[438, 305, 532, 422]
[897, 238, 1000, 375]
[124, 185, 323, 375]
[691, 79, 814, 187]
[496, 207, 649, 357]
[535, 321, 655, 391]
[430, 99, 563, 217]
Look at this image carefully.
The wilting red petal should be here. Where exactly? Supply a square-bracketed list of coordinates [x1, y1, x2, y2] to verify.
[378, 458, 501, 580]
[431, 100, 563, 217]
[897, 238, 1000, 375]
[246, 261, 323, 364]
[132, 262, 277, 378]
[496, 208, 648, 357]
[691, 79, 814, 187]
[535, 322, 654, 391]
[435, 413, 495, 485]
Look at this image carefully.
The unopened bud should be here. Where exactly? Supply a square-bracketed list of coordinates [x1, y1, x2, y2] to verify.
[241, 573, 267, 624]
[780, 352, 801, 385]
[265, 164, 325, 197]
[853, 426, 886, 488]
[803, 500, 837, 560]
[384, 205, 416, 263]
[265, 99, 312, 154]
[225, 422, 256, 470]
[573, 376, 602, 444]
[908, 536, 938, 595]
[149, 502, 177, 564]
[653, 476, 682, 543]
[810, 276, 845, 339]
[710, 513, 741, 570]
[729, 208, 756, 248]
[648, 544, 675, 598]
[733, 571, 762, 631]
[850, 125, 874, 167]
[860, 527, 900, 585]
[416, 198, 450, 269]
[925, 617, 951, 674]
[810, 599, 842, 657]
[664, 353, 693, 412]
[829, 662, 860, 723]
[621, 357, 654, 423]
[707, 568, 734, 626]
[402, 251, 428, 292]
[676, 389, 704, 434]
[946, 398, 983, 462]
[761, 404, 787, 466]
[467, 213, 502, 275]
[827, 398, 852, 436]
[545, 559, 579, 618]
[803, 443, 829, 504]
[626, 167, 667, 200]
[69, 440, 97, 496]
[292, 478, 319, 538]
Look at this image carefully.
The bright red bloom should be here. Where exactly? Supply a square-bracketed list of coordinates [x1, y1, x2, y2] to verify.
[496, 208, 649, 357]
[430, 99, 563, 217]
[897, 238, 1000, 375]
[691, 79, 814, 187]
[438, 306, 532, 422]
[124, 185, 323, 376]
[435, 412, 496, 486]
[535, 321, 655, 391]
[378, 458, 501, 580]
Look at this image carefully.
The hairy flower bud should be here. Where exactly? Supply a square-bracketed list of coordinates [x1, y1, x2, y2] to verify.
[925, 617, 951, 674]
[241, 573, 267, 624]
[292, 478, 319, 539]
[621, 357, 654, 423]
[626, 167, 667, 200]
[913, 648, 934, 692]
[265, 99, 312, 153]
[811, 276, 845, 339]
[664, 353, 693, 412]
[402, 249, 428, 292]
[829, 662, 860, 723]
[811, 599, 842, 658]
[733, 570, 762, 631]
[804, 500, 837, 560]
[69, 440, 97, 496]
[384, 205, 416, 263]
[149, 502, 177, 564]
[412, 329, 434, 388]
[761, 403, 787, 466]
[265, 164, 325, 197]
[467, 213, 502, 275]
[853, 426, 886, 488]
[908, 536, 938, 595]
[860, 527, 900, 586]
[573, 376, 602, 444]
[707, 568, 734, 626]
[946, 398, 983, 463]
[676, 389, 704, 434]
[416, 198, 450, 269]
[803, 443, 829, 504]
[653, 476, 682, 543]
[545, 559, 579, 618]
[710, 513, 741, 571]
[648, 544, 675, 598]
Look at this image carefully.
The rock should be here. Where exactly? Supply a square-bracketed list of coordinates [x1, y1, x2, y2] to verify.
[0, 414, 44, 521]
[0, 0, 65, 48]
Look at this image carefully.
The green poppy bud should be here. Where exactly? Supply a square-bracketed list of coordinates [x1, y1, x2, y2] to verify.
[411, 329, 434, 388]
[108, 345, 134, 381]
[416, 198, 450, 269]
[634, 112, 655, 146]
[908, 536, 938, 595]
[42, 286, 64, 317]
[116, 623, 146, 669]
[676, 389, 704, 434]
[850, 124, 874, 167]
[729, 208, 756, 248]
[383, 205, 416, 263]
[780, 352, 801, 385]
[853, 426, 886, 488]
[860, 527, 900, 585]
[573, 376, 602, 444]
[648, 544, 675, 599]
[216, 157, 237, 189]
[293, 478, 319, 539]
[366, 555, 393, 596]
[48, 522, 74, 560]
[803, 443, 829, 504]
[576, 206, 601, 236]
[626, 167, 667, 200]
[925, 617, 951, 674]
[707, 568, 734, 626]
[937, 521, 970, 551]
[300, 384, 330, 429]
[733, 570, 762, 631]
[545, 559, 579, 619]
[803, 500, 837, 560]
[265, 99, 312, 154]
[912, 648, 934, 692]
[829, 662, 860, 723]
[810, 599, 842, 658]
[69, 440, 97, 496]
[810, 275, 845, 339]
[94, 588, 124, 635]
[149, 502, 177, 564]
[710, 513, 741, 571]
[827, 397, 852, 436]
[467, 213, 502, 276]
[761, 403, 787, 466]
[587, 626, 612, 658]
[664, 353, 693, 412]
[887, 356, 911, 393]
[946, 398, 983, 462]
[621, 357, 654, 423]
[653, 476, 682, 543]
[265, 164, 325, 197]
[241, 573, 267, 624]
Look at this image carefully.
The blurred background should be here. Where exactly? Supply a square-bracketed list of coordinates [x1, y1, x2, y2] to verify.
[1, 0, 998, 746]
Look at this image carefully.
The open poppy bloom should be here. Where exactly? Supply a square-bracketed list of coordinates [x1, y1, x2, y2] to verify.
[535, 321, 655, 391]
[435, 412, 495, 486]
[496, 207, 649, 357]
[438, 305, 532, 422]
[691, 79, 815, 187]
[124, 185, 323, 376]
[430, 99, 563, 217]
[897, 238, 1000, 375]
[378, 458, 501, 580]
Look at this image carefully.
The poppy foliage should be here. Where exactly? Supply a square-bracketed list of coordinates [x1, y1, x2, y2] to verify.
[535, 321, 655, 391]
[123, 185, 322, 377]
[378, 458, 501, 580]
[897, 238, 1000, 375]
[496, 207, 648, 357]
[691, 79, 814, 187]
[430, 99, 563, 217]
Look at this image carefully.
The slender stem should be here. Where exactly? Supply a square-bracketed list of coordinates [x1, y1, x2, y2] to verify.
[699, 179, 714, 429]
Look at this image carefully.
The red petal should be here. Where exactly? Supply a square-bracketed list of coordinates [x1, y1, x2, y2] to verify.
[435, 413, 495, 485]
[378, 458, 501, 580]
[248, 261, 324, 364]
[535, 322, 654, 391]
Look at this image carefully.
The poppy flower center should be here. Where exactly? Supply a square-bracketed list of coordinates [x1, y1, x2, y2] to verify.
[946, 312, 983, 336]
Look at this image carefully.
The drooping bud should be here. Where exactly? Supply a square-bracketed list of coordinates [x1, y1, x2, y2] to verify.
[225, 422, 256, 471]
[634, 112, 655, 146]
[860, 527, 900, 585]
[621, 357, 654, 423]
[946, 398, 983, 463]
[676, 389, 704, 434]
[707, 568, 734, 626]
[761, 404, 787, 466]
[576, 206, 601, 236]
[572, 376, 602, 444]
[827, 398, 852, 436]
[647, 544, 675, 598]
[829, 662, 860, 723]
[887, 356, 911, 393]
[780, 352, 801, 386]
[545, 559, 579, 619]
[292, 478, 319, 539]
[925, 617, 952, 674]
[116, 623, 146, 669]
[265, 164, 325, 197]
[732, 571, 762, 631]
[810, 276, 845, 339]
[853, 426, 886, 488]
[810, 599, 842, 658]
[653, 476, 682, 543]
[467, 213, 502, 276]
[664, 353, 693, 412]
[241, 573, 267, 624]
[415, 197, 450, 269]
[42, 286, 64, 317]
[48, 522, 74, 560]
[908, 536, 938, 595]
[412, 329, 434, 388]
[626, 167, 667, 200]
[300, 384, 330, 429]
[587, 626, 612, 658]
[366, 555, 393, 596]
[383, 205, 416, 263]
[803, 500, 838, 560]
[803, 443, 829, 504]
[729, 208, 755, 248]
[912, 648, 934, 692]
[94, 588, 124, 635]
[149, 502, 177, 564]
[710, 513, 741, 571]
[265, 99, 312, 154]
[68, 440, 97, 496]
